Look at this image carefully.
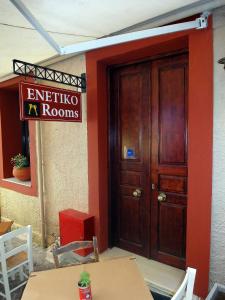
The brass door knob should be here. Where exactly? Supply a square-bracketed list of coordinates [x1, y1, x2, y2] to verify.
[133, 189, 141, 197]
[158, 192, 166, 202]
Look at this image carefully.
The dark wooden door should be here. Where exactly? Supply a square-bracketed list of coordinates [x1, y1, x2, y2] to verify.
[110, 53, 188, 268]
[110, 62, 151, 256]
[150, 54, 188, 269]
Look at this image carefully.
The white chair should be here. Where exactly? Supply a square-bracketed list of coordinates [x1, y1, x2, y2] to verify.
[52, 236, 99, 268]
[171, 267, 196, 300]
[0, 225, 33, 300]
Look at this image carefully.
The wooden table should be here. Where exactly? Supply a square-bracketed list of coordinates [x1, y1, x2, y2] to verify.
[22, 257, 153, 300]
[0, 221, 13, 235]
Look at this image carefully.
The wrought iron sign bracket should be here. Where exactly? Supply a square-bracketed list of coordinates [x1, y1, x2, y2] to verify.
[13, 59, 86, 92]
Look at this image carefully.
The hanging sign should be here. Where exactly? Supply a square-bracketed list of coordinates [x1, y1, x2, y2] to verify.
[19, 82, 82, 122]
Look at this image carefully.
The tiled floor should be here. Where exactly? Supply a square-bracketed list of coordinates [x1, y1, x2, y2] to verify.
[100, 247, 185, 297]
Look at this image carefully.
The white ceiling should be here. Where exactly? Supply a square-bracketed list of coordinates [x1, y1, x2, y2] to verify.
[0, 0, 220, 78]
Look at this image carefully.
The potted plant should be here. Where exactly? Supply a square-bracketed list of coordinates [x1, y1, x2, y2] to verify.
[78, 271, 92, 300]
[11, 153, 30, 181]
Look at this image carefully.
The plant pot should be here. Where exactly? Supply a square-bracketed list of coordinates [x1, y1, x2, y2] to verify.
[12, 166, 31, 181]
[78, 284, 92, 300]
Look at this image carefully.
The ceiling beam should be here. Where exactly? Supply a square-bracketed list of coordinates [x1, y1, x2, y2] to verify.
[61, 14, 208, 55]
[10, 0, 62, 54]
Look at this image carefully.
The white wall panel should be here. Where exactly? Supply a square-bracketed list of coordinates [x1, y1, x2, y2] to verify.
[210, 8, 225, 287]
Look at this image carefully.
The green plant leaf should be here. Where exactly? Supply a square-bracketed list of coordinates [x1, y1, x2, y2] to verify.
[79, 271, 90, 287]
[11, 153, 30, 168]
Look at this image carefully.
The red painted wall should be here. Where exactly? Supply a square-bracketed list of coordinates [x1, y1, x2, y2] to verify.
[0, 77, 37, 196]
[86, 21, 213, 297]
[187, 27, 213, 297]
[0, 90, 22, 177]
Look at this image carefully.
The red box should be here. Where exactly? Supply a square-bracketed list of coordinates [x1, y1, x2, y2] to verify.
[59, 209, 95, 256]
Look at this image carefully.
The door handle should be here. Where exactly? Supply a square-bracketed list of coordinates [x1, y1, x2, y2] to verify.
[158, 192, 166, 202]
[133, 189, 141, 197]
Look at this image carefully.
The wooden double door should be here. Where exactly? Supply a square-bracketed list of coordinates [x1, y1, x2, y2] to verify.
[110, 53, 188, 269]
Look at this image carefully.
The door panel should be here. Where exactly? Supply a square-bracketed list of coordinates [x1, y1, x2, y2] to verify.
[120, 171, 143, 186]
[159, 66, 187, 164]
[151, 54, 188, 268]
[159, 175, 187, 194]
[110, 63, 150, 256]
[120, 73, 142, 161]
[159, 203, 186, 257]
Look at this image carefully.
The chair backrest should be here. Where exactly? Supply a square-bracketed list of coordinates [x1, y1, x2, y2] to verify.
[0, 225, 33, 272]
[0, 225, 33, 300]
[171, 268, 196, 300]
[52, 236, 99, 268]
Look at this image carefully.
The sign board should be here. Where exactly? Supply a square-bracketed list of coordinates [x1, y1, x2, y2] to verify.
[19, 82, 82, 122]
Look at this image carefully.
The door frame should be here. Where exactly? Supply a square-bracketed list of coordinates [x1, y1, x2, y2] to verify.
[86, 21, 213, 298]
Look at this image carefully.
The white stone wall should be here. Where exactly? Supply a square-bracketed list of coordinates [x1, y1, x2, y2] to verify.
[0, 188, 41, 242]
[39, 54, 88, 240]
[210, 9, 225, 287]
